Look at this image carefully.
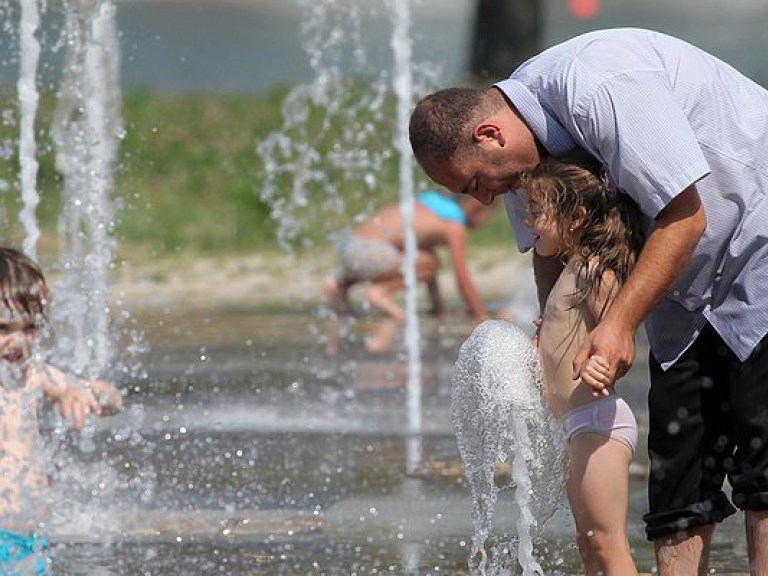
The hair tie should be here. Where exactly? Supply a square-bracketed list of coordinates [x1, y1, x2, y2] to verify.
[600, 167, 617, 199]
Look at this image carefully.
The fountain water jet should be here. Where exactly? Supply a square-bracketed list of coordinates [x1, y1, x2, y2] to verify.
[17, 0, 41, 258]
[49, 0, 124, 377]
[388, 0, 421, 476]
[452, 320, 566, 575]
[257, 0, 440, 473]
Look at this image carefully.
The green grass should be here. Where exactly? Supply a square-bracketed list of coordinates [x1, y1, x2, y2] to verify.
[0, 86, 508, 259]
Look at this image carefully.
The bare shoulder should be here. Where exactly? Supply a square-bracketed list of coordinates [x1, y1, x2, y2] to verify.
[571, 258, 619, 291]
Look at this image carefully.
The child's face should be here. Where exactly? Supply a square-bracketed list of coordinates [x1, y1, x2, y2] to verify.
[0, 303, 40, 387]
[524, 201, 565, 257]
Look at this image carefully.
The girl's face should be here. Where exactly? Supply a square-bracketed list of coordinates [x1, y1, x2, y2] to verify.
[524, 201, 566, 257]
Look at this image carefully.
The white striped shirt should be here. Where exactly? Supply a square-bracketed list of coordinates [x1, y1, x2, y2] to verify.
[496, 28, 768, 368]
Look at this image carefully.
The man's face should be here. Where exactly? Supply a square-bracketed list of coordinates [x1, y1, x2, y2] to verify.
[418, 141, 539, 206]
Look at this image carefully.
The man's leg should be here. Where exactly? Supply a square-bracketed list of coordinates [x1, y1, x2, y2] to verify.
[746, 509, 768, 574]
[645, 325, 737, 572]
[654, 524, 714, 576]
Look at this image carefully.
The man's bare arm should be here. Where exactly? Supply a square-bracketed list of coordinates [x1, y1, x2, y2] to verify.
[573, 184, 707, 386]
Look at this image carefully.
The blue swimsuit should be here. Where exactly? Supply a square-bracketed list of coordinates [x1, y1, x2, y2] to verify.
[417, 190, 467, 225]
[0, 530, 49, 575]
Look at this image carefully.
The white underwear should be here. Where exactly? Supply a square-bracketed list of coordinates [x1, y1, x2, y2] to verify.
[561, 394, 638, 454]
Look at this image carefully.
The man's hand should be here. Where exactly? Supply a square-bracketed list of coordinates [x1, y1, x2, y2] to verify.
[572, 318, 636, 395]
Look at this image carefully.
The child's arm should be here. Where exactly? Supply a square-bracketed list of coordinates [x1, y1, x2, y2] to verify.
[580, 354, 611, 390]
[31, 364, 123, 428]
[445, 224, 487, 321]
[425, 273, 446, 318]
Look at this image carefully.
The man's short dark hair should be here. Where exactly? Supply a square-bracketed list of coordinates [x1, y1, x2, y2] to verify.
[409, 87, 504, 162]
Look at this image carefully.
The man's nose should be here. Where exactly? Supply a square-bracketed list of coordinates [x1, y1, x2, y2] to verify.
[473, 188, 495, 206]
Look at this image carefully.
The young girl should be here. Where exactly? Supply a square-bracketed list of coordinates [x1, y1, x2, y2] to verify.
[520, 151, 645, 575]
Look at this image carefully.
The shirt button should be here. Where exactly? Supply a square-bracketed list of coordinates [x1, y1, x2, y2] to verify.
[673, 290, 680, 297]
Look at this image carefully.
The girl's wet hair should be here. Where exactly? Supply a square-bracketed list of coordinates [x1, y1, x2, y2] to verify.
[520, 149, 645, 299]
[0, 247, 50, 322]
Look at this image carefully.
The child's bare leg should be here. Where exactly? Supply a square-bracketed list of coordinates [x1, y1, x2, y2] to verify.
[365, 276, 405, 321]
[566, 433, 638, 576]
[365, 317, 401, 352]
[425, 275, 444, 317]
[325, 275, 354, 315]
[416, 249, 443, 317]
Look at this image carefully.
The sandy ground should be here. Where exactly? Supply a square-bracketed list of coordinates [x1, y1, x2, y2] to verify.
[110, 246, 533, 315]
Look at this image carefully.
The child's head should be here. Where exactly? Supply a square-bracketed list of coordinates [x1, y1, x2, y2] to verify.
[0, 247, 49, 384]
[0, 247, 49, 323]
[520, 149, 645, 287]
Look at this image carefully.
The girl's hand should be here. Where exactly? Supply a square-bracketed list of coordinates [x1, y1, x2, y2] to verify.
[580, 354, 611, 396]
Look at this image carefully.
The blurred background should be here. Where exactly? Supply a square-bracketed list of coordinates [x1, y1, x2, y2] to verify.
[1, 0, 767, 258]
[0, 3, 765, 573]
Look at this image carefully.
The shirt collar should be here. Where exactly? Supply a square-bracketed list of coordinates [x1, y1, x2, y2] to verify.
[494, 78, 576, 155]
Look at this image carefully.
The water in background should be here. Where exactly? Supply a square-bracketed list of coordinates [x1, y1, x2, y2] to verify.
[0, 0, 767, 95]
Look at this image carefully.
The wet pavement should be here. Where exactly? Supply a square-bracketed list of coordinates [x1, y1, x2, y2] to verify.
[43, 307, 753, 574]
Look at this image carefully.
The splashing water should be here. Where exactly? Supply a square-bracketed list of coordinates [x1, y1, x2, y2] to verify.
[257, 0, 441, 253]
[451, 320, 566, 575]
[257, 0, 439, 472]
[257, 0, 390, 253]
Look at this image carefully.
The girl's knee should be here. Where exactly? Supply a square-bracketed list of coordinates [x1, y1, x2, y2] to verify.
[578, 527, 629, 564]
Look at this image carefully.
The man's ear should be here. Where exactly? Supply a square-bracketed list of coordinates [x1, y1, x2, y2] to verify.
[472, 121, 505, 147]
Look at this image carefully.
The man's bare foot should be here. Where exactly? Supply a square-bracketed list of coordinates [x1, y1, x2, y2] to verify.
[325, 276, 353, 315]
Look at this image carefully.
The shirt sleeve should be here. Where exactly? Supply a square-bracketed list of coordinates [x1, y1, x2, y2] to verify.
[504, 192, 535, 252]
[574, 70, 711, 219]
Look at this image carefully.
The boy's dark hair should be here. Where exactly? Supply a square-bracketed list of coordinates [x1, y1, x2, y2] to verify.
[0, 247, 50, 321]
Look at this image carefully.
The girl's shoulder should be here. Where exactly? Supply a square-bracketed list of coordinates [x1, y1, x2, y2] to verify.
[570, 257, 619, 292]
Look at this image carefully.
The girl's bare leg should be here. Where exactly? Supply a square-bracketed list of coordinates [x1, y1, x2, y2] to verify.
[566, 433, 638, 576]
